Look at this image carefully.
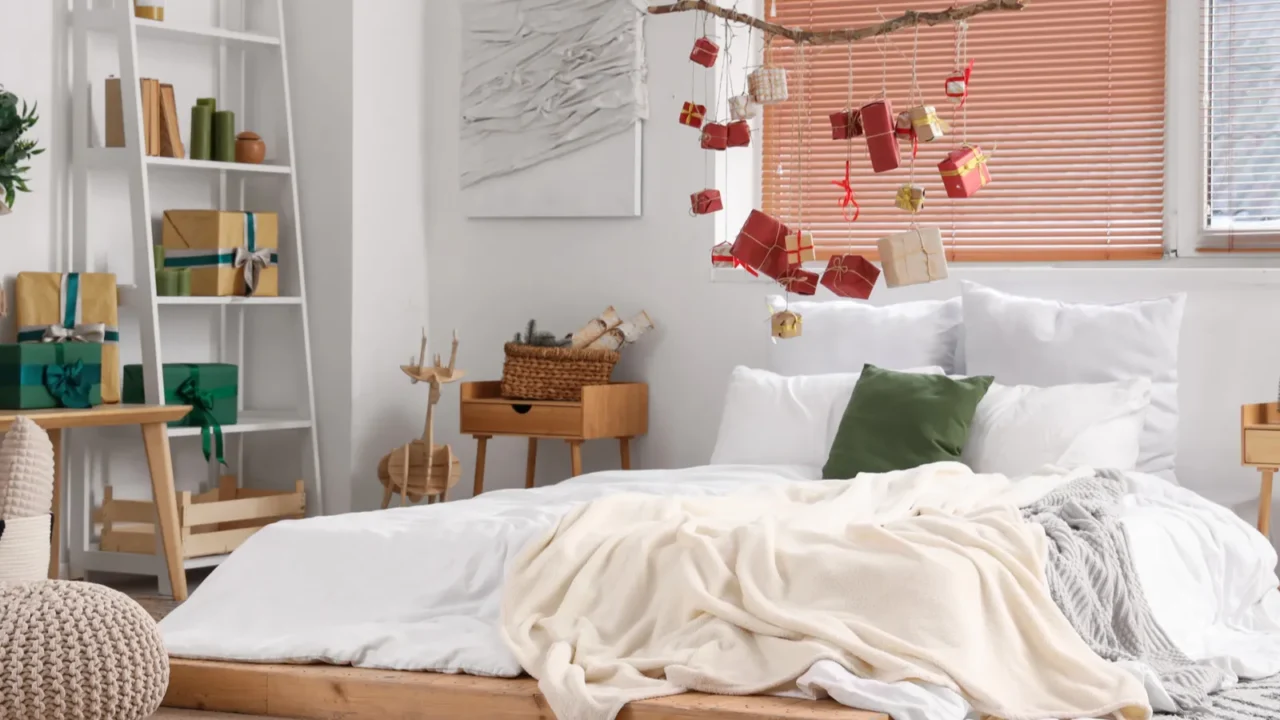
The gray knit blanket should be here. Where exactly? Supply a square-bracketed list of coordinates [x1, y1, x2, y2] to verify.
[1022, 471, 1231, 713]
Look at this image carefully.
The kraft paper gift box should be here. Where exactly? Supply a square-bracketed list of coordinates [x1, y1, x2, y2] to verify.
[162, 210, 279, 296]
[777, 268, 818, 296]
[860, 100, 901, 173]
[907, 105, 946, 143]
[820, 255, 880, 300]
[690, 37, 719, 67]
[679, 101, 706, 129]
[784, 230, 816, 267]
[15, 271, 121, 403]
[123, 363, 237, 464]
[895, 184, 926, 213]
[0, 343, 102, 410]
[700, 123, 728, 151]
[938, 145, 991, 198]
[731, 209, 789, 280]
[877, 226, 949, 288]
[726, 120, 750, 148]
[691, 189, 723, 215]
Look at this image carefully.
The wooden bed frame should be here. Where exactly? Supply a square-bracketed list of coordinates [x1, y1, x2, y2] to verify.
[164, 658, 888, 720]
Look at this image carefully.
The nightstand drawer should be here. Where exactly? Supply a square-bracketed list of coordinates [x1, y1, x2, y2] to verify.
[1244, 429, 1280, 466]
[460, 401, 582, 437]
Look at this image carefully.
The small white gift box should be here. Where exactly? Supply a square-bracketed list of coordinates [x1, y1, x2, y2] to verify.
[877, 226, 949, 288]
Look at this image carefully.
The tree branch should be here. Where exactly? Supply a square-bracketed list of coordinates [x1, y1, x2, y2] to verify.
[647, 0, 1027, 46]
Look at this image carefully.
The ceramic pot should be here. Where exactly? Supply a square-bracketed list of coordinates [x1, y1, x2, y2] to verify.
[235, 131, 266, 164]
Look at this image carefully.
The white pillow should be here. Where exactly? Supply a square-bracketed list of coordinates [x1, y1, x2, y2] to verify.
[768, 296, 963, 376]
[962, 378, 1152, 477]
[710, 365, 943, 468]
[961, 283, 1185, 480]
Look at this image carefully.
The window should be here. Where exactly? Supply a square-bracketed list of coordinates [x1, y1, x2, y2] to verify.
[759, 0, 1167, 261]
[1200, 0, 1280, 251]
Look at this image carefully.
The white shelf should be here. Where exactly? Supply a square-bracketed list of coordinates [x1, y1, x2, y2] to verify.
[157, 295, 303, 306]
[167, 410, 312, 438]
[148, 155, 292, 175]
[135, 16, 280, 46]
[183, 553, 232, 570]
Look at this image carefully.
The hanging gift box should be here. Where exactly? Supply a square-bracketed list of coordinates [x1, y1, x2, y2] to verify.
[161, 210, 280, 296]
[895, 184, 926, 213]
[700, 123, 728, 151]
[679, 101, 706, 129]
[784, 230, 816, 267]
[859, 100, 900, 174]
[908, 105, 946, 143]
[820, 255, 880, 300]
[771, 309, 802, 340]
[726, 120, 750, 148]
[894, 111, 919, 159]
[691, 189, 724, 215]
[938, 145, 991, 198]
[690, 37, 719, 67]
[748, 67, 788, 105]
[731, 209, 789, 280]
[829, 109, 862, 140]
[15, 272, 122, 404]
[946, 60, 974, 106]
[777, 268, 818, 296]
[877, 226, 949, 288]
[711, 241, 758, 274]
[0, 343, 103, 410]
[729, 94, 759, 121]
[123, 363, 238, 465]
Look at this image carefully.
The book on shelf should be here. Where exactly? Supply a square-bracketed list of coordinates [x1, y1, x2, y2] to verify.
[104, 77, 125, 148]
[159, 83, 184, 159]
[144, 78, 162, 156]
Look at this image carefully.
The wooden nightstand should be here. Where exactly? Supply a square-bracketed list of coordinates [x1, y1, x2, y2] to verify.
[460, 381, 648, 495]
[1241, 402, 1280, 535]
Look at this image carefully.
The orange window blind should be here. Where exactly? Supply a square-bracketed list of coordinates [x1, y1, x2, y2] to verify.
[760, 0, 1167, 262]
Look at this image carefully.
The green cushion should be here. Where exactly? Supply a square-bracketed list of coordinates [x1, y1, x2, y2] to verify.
[823, 364, 993, 479]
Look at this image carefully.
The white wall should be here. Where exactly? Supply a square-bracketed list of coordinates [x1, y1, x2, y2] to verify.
[423, 1, 1280, 533]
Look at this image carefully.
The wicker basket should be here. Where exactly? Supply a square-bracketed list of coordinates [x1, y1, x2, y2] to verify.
[501, 343, 620, 401]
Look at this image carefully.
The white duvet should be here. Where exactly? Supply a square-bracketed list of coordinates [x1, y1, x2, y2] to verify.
[160, 464, 1280, 719]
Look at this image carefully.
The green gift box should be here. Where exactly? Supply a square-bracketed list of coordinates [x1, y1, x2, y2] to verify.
[0, 343, 103, 409]
[122, 362, 237, 464]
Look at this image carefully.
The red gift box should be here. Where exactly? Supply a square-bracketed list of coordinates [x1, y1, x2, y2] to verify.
[829, 109, 862, 140]
[938, 145, 991, 198]
[691, 189, 723, 215]
[820, 255, 880, 300]
[727, 120, 750, 147]
[860, 100, 900, 174]
[731, 209, 789, 279]
[680, 102, 706, 129]
[690, 37, 719, 67]
[701, 123, 728, 151]
[777, 268, 818, 296]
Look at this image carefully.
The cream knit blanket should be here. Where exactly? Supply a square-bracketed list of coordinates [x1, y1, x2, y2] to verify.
[501, 463, 1151, 720]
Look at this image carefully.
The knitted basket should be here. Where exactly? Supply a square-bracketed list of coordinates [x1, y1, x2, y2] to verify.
[0, 514, 51, 584]
[501, 343, 620, 401]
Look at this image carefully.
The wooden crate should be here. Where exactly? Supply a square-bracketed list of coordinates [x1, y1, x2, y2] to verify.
[99, 476, 305, 558]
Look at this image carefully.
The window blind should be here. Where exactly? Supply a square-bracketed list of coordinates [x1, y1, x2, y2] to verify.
[1201, 0, 1280, 251]
[760, 0, 1167, 261]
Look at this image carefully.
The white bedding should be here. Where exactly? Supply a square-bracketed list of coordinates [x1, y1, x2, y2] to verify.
[159, 464, 1280, 719]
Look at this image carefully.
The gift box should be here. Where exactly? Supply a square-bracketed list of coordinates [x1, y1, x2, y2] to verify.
[123, 363, 238, 464]
[729, 94, 758, 121]
[15, 272, 121, 404]
[829, 109, 862, 140]
[908, 105, 945, 143]
[860, 100, 900, 174]
[0, 343, 102, 410]
[690, 37, 719, 67]
[771, 309, 802, 339]
[938, 145, 991, 198]
[711, 241, 757, 274]
[726, 120, 750, 148]
[691, 189, 723, 215]
[946, 60, 974, 106]
[162, 210, 280, 296]
[748, 67, 788, 104]
[895, 184, 926, 213]
[820, 255, 880, 300]
[784, 230, 816, 267]
[700, 123, 728, 151]
[877, 226, 949, 288]
[679, 101, 706, 129]
[777, 268, 818, 296]
[731, 209, 789, 279]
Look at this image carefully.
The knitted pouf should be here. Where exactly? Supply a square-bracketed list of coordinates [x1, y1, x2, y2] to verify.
[0, 581, 169, 720]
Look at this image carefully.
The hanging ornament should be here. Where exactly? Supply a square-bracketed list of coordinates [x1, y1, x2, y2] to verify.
[732, 209, 789, 280]
[690, 37, 720, 67]
[700, 122, 728, 150]
[946, 60, 974, 106]
[938, 145, 991, 198]
[770, 308, 803, 340]
[729, 94, 760, 121]
[820, 255, 880, 300]
[726, 120, 751, 147]
[907, 106, 946, 143]
[828, 109, 863, 140]
[895, 184, 926, 213]
[783, 230, 816, 267]
[748, 67, 788, 104]
[679, 101, 707, 129]
[894, 111, 919, 159]
[831, 161, 860, 222]
[711, 241, 759, 274]
[777, 268, 818, 296]
[691, 189, 724, 214]
[861, 100, 900, 173]
[878, 227, 949, 288]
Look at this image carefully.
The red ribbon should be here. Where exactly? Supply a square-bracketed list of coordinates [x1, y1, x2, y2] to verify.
[711, 254, 759, 277]
[946, 59, 975, 108]
[831, 161, 860, 222]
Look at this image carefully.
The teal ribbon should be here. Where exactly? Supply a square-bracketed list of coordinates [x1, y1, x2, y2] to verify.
[175, 365, 234, 466]
[43, 359, 93, 409]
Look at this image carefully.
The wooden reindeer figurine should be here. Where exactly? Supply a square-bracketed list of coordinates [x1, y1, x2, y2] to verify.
[377, 329, 466, 508]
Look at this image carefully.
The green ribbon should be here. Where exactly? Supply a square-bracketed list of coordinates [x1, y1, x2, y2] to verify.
[175, 365, 234, 466]
[43, 359, 94, 409]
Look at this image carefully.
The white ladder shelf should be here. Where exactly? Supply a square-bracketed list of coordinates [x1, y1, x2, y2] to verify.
[69, 0, 323, 594]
